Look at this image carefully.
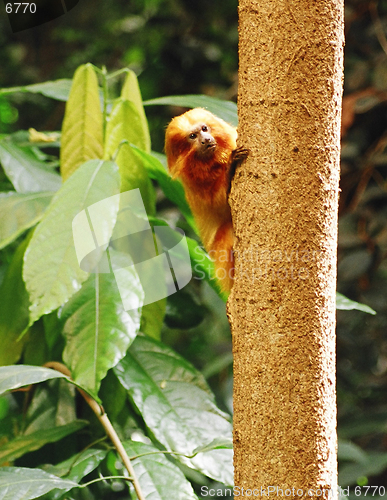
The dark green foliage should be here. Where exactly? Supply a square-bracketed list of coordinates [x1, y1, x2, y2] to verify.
[0, 68, 236, 499]
[337, 0, 387, 488]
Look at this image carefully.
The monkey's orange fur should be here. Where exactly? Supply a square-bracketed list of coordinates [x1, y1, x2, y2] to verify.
[165, 108, 238, 292]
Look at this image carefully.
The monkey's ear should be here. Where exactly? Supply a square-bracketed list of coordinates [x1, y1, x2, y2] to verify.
[165, 128, 190, 174]
[165, 134, 178, 169]
[228, 147, 249, 194]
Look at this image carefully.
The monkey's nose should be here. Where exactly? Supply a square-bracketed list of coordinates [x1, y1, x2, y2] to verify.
[201, 133, 215, 146]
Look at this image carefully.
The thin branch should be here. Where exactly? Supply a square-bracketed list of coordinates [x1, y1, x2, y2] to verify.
[101, 66, 108, 142]
[348, 130, 387, 211]
[128, 448, 215, 461]
[106, 67, 131, 80]
[112, 139, 130, 162]
[370, 1, 387, 57]
[80, 475, 133, 488]
[64, 436, 108, 478]
[82, 393, 146, 500]
[43, 362, 146, 500]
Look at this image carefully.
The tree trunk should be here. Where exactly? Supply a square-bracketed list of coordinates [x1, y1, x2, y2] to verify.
[229, 0, 344, 496]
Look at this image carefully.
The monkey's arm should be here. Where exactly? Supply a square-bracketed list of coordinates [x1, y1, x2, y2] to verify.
[227, 147, 249, 194]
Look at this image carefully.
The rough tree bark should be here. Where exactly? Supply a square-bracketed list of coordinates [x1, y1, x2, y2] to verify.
[229, 0, 344, 497]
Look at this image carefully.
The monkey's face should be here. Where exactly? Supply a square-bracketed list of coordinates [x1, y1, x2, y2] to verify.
[165, 108, 237, 177]
[188, 123, 217, 158]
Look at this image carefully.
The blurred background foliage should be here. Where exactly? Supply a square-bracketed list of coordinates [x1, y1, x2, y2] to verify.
[2, 0, 387, 491]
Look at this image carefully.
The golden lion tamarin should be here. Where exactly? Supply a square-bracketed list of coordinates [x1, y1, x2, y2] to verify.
[165, 108, 248, 292]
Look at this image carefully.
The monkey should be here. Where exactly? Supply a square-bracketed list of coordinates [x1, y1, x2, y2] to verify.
[165, 108, 248, 292]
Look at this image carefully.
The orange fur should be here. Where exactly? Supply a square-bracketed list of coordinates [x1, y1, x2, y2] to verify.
[165, 108, 238, 292]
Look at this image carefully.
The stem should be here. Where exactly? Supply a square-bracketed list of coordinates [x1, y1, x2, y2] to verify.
[65, 437, 108, 477]
[100, 65, 108, 141]
[370, 1, 387, 58]
[43, 362, 146, 500]
[106, 67, 130, 81]
[80, 476, 133, 488]
[129, 449, 197, 461]
[112, 139, 129, 162]
[82, 393, 146, 500]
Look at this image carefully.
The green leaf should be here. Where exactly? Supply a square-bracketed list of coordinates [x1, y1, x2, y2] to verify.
[0, 467, 78, 500]
[192, 437, 233, 455]
[140, 299, 166, 341]
[43, 313, 64, 359]
[0, 238, 30, 365]
[121, 70, 151, 153]
[144, 95, 238, 126]
[61, 250, 143, 396]
[60, 64, 103, 181]
[336, 292, 376, 315]
[138, 195, 224, 301]
[0, 192, 53, 249]
[105, 98, 150, 153]
[187, 237, 227, 300]
[131, 146, 195, 230]
[201, 352, 233, 379]
[22, 378, 76, 434]
[43, 448, 107, 499]
[104, 98, 155, 214]
[99, 371, 128, 422]
[339, 452, 387, 486]
[338, 440, 368, 463]
[45, 448, 107, 481]
[0, 79, 73, 101]
[124, 440, 198, 500]
[23, 159, 120, 326]
[114, 336, 233, 485]
[0, 365, 97, 407]
[0, 421, 87, 464]
[338, 413, 387, 440]
[22, 324, 49, 368]
[0, 365, 69, 395]
[10, 130, 60, 150]
[0, 140, 61, 193]
[165, 291, 205, 329]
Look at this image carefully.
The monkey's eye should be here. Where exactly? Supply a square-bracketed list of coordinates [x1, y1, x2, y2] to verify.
[189, 133, 197, 140]
[202, 125, 208, 132]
